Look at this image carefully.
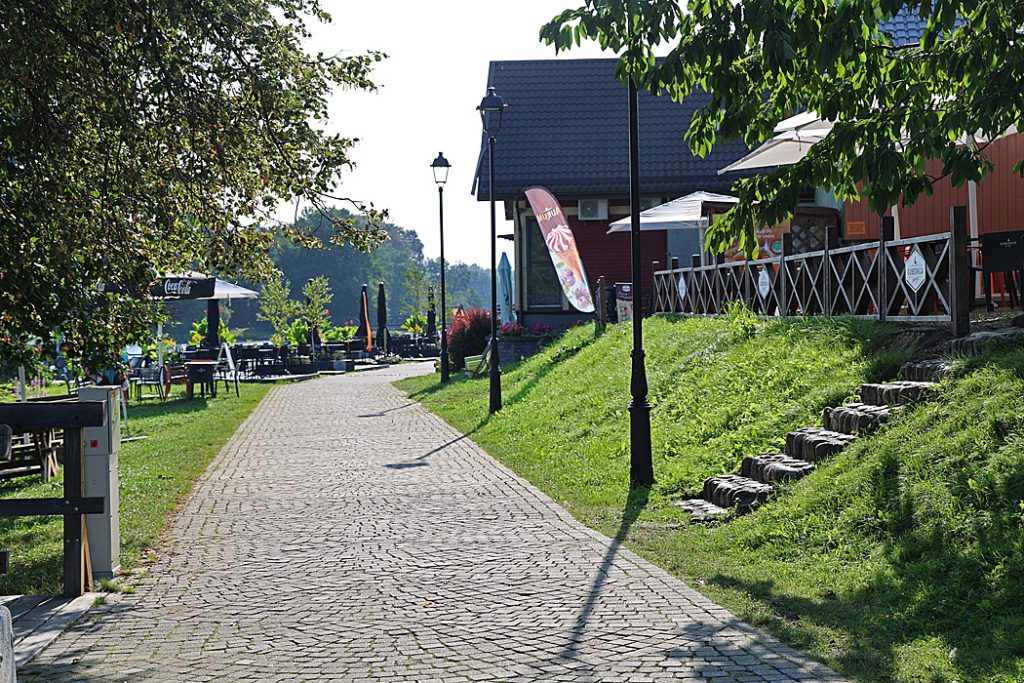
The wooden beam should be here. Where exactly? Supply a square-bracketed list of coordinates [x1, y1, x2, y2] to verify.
[0, 401, 105, 432]
[63, 429, 85, 598]
[950, 205, 971, 337]
[0, 497, 104, 517]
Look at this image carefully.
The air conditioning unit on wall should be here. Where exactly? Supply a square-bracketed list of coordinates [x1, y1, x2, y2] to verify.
[577, 199, 608, 221]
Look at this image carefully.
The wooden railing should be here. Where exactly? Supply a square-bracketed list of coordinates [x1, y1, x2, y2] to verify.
[654, 206, 972, 336]
[0, 401, 106, 597]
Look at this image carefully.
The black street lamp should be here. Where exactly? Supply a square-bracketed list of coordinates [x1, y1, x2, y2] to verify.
[627, 77, 654, 487]
[305, 277, 317, 359]
[478, 87, 507, 414]
[431, 152, 451, 383]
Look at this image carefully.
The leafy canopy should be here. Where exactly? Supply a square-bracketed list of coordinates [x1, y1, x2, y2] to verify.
[0, 0, 385, 368]
[542, 0, 1024, 254]
[300, 276, 333, 339]
[256, 276, 298, 346]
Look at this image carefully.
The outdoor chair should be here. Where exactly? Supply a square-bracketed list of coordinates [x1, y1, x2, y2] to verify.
[167, 365, 187, 394]
[134, 366, 165, 401]
[214, 359, 240, 398]
[232, 346, 258, 378]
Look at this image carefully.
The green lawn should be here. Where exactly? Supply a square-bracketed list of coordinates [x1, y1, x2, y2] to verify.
[0, 383, 270, 594]
[397, 314, 1024, 683]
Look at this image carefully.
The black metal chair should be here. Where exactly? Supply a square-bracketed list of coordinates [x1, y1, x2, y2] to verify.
[214, 360, 239, 397]
[135, 366, 165, 401]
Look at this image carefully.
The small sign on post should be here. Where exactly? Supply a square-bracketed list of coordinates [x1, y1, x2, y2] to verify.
[904, 247, 928, 293]
[757, 268, 772, 299]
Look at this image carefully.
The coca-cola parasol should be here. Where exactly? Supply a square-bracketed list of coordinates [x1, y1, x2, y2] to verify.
[146, 271, 258, 353]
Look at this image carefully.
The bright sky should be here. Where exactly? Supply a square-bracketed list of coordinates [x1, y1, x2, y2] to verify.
[297, 1, 610, 267]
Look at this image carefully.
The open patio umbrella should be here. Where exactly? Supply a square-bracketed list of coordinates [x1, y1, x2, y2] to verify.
[607, 192, 741, 266]
[497, 253, 515, 323]
[376, 282, 388, 355]
[607, 191, 740, 233]
[148, 271, 257, 366]
[355, 285, 372, 353]
[718, 110, 1018, 242]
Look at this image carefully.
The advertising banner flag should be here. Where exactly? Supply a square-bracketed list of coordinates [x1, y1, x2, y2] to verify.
[524, 186, 595, 313]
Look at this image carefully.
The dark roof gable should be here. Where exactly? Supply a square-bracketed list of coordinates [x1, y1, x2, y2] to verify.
[473, 15, 931, 201]
[472, 58, 752, 201]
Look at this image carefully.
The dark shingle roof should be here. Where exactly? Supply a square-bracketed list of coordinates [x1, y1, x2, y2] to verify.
[472, 59, 752, 200]
[473, 15, 930, 201]
[879, 13, 931, 45]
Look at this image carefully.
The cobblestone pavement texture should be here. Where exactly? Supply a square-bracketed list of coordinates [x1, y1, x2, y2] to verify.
[25, 363, 847, 682]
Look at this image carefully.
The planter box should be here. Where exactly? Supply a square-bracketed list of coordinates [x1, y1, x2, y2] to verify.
[498, 336, 547, 363]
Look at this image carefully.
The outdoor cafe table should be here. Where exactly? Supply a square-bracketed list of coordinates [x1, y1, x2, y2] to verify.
[185, 360, 218, 399]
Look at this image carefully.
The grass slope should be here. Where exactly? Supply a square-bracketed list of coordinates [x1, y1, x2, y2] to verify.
[0, 383, 270, 594]
[398, 315, 1024, 683]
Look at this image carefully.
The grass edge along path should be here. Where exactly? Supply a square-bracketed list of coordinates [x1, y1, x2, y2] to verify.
[0, 382, 271, 595]
[396, 314, 1024, 683]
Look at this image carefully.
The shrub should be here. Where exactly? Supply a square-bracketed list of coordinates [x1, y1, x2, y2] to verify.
[402, 313, 428, 335]
[322, 324, 357, 343]
[286, 318, 309, 346]
[446, 307, 490, 369]
[499, 321, 524, 337]
[189, 318, 237, 347]
[530, 322, 554, 337]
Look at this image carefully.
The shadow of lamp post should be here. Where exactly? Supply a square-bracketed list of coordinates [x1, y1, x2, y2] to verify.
[478, 87, 507, 414]
[431, 152, 451, 383]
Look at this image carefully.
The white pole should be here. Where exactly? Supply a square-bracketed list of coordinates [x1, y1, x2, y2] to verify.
[17, 366, 26, 402]
[968, 178, 982, 296]
[890, 205, 902, 240]
[157, 322, 164, 371]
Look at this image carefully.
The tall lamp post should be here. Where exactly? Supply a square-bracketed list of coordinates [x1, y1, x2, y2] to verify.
[305, 277, 317, 359]
[478, 87, 507, 414]
[431, 152, 451, 383]
[627, 77, 654, 487]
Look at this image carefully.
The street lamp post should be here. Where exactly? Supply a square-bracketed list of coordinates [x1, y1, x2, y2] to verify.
[431, 152, 451, 383]
[627, 77, 654, 487]
[305, 277, 317, 360]
[478, 87, 507, 414]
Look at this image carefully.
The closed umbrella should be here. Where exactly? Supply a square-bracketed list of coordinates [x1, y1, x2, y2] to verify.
[497, 253, 515, 323]
[376, 282, 388, 355]
[355, 285, 372, 353]
[426, 305, 437, 339]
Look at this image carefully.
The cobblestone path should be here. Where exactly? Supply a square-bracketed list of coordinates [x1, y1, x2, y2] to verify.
[25, 363, 845, 682]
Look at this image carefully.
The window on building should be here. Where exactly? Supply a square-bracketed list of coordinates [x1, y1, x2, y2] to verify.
[525, 217, 562, 308]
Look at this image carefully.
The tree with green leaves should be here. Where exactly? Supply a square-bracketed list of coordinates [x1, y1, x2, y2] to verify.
[542, 1, 1024, 254]
[300, 276, 333, 344]
[400, 265, 432, 321]
[0, 0, 387, 369]
[256, 276, 298, 346]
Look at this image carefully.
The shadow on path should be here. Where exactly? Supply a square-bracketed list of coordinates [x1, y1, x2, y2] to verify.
[559, 485, 650, 660]
[358, 402, 415, 418]
[385, 434, 471, 469]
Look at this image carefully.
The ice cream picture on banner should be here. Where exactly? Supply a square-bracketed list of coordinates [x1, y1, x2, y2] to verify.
[524, 186, 595, 313]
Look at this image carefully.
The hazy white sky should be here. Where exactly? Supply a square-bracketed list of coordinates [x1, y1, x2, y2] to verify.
[298, 1, 609, 267]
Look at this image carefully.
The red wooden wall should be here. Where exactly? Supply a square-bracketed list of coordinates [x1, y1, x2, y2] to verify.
[844, 134, 1024, 239]
[569, 210, 667, 293]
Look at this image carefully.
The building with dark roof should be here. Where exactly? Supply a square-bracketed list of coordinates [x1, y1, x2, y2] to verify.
[472, 58, 758, 326]
[472, 14, 1019, 328]
[472, 59, 752, 200]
